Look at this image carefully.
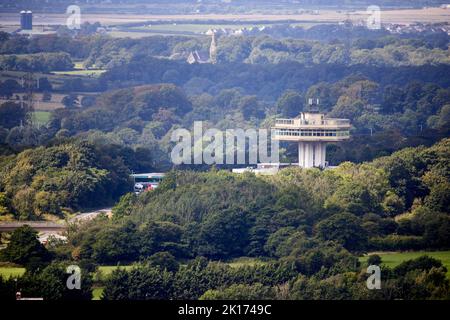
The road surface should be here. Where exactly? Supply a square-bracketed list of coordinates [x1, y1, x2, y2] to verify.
[0, 208, 112, 243]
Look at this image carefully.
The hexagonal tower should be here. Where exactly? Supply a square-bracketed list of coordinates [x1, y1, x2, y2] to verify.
[272, 112, 351, 168]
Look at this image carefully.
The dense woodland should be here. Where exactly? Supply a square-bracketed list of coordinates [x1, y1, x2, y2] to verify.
[66, 138, 450, 262]
[0, 20, 449, 300]
[0, 139, 449, 299]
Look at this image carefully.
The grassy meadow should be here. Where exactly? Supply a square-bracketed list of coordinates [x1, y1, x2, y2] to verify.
[360, 251, 450, 277]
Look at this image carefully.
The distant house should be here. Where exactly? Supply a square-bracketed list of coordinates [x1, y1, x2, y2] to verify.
[186, 33, 217, 64]
[186, 50, 210, 64]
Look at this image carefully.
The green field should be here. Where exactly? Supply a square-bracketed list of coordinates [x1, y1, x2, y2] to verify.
[360, 251, 450, 277]
[98, 265, 134, 275]
[0, 267, 26, 279]
[33, 111, 51, 125]
[52, 69, 106, 77]
[92, 287, 104, 300]
[95, 265, 134, 282]
[226, 257, 270, 268]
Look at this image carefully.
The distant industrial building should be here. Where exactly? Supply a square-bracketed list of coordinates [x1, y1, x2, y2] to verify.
[20, 10, 33, 30]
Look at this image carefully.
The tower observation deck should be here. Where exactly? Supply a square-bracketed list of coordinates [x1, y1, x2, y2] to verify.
[272, 112, 351, 168]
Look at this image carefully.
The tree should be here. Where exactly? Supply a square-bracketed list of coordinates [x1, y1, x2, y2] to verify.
[0, 79, 21, 99]
[99, 268, 130, 300]
[139, 221, 184, 258]
[0, 101, 29, 129]
[0, 126, 8, 144]
[0, 192, 12, 217]
[191, 208, 250, 259]
[34, 191, 61, 217]
[32, 262, 93, 300]
[12, 187, 36, 220]
[315, 213, 368, 251]
[393, 255, 445, 277]
[0, 225, 51, 272]
[1, 141, 133, 220]
[0, 276, 16, 300]
[147, 251, 180, 273]
[200, 283, 275, 300]
[0, 31, 9, 42]
[42, 91, 52, 102]
[289, 273, 357, 300]
[422, 214, 450, 248]
[80, 95, 95, 108]
[436, 104, 450, 129]
[102, 266, 172, 300]
[367, 254, 382, 266]
[91, 221, 141, 264]
[112, 193, 136, 221]
[325, 181, 381, 216]
[238, 95, 265, 120]
[276, 90, 303, 117]
[61, 94, 78, 108]
[37, 77, 52, 92]
[382, 191, 405, 216]
[264, 227, 296, 258]
[61, 78, 83, 91]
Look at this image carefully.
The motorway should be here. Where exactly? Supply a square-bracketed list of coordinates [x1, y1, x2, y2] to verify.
[0, 208, 112, 243]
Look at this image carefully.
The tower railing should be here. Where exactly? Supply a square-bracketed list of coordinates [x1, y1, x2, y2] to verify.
[275, 118, 350, 127]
